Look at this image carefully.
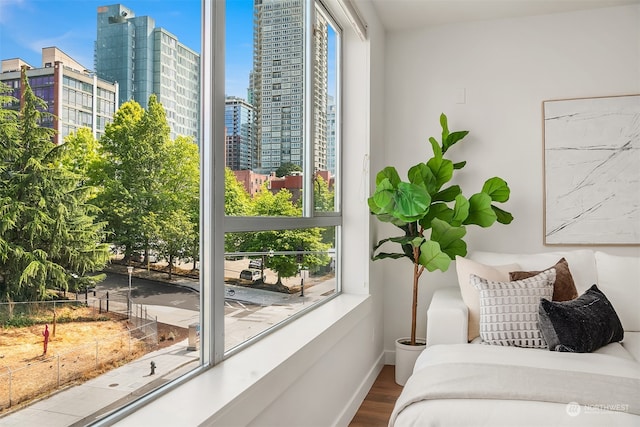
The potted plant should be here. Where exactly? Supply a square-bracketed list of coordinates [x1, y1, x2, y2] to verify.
[368, 113, 513, 384]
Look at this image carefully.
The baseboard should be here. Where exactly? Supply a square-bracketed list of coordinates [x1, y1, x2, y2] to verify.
[335, 351, 385, 426]
[384, 348, 395, 365]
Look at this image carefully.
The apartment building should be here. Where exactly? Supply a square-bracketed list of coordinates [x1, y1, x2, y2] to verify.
[1, 47, 118, 145]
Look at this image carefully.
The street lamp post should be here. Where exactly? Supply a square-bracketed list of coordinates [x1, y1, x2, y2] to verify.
[127, 266, 133, 319]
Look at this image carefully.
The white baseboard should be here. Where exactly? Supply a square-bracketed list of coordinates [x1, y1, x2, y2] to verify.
[384, 348, 395, 365]
[335, 351, 385, 426]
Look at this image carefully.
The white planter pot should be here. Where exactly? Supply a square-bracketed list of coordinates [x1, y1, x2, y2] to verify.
[395, 337, 426, 386]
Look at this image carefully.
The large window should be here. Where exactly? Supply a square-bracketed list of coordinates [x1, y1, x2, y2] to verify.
[0, 0, 341, 422]
[219, 0, 341, 356]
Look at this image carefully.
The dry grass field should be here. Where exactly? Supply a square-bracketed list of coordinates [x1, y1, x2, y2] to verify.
[0, 305, 187, 412]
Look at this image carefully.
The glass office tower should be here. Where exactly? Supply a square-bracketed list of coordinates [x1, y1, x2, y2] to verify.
[95, 4, 200, 143]
[225, 97, 258, 171]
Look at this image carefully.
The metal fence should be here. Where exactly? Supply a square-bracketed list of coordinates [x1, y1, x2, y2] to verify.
[0, 295, 157, 411]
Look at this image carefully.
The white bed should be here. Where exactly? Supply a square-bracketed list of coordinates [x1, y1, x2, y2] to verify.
[390, 343, 640, 426]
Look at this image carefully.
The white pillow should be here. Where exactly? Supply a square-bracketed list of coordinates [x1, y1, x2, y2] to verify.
[472, 269, 555, 349]
[455, 256, 520, 341]
[595, 252, 640, 332]
[470, 250, 597, 294]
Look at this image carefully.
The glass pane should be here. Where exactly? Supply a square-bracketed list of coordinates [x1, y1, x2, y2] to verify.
[314, 5, 339, 213]
[224, 226, 338, 351]
[0, 0, 201, 421]
[226, 0, 308, 217]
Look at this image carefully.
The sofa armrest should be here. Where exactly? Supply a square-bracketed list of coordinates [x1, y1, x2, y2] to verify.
[426, 287, 468, 346]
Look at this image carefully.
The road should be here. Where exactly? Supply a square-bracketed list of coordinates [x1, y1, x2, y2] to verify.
[94, 272, 265, 322]
[96, 272, 200, 311]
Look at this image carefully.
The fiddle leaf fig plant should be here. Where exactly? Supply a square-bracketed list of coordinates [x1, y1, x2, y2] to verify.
[368, 113, 513, 345]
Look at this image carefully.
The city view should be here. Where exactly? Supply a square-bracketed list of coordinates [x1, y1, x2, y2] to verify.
[0, 0, 340, 424]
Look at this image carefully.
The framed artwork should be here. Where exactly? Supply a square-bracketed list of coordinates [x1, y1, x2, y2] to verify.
[543, 94, 640, 245]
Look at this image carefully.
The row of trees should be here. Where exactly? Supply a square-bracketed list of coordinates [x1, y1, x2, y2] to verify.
[0, 73, 198, 302]
[0, 72, 334, 302]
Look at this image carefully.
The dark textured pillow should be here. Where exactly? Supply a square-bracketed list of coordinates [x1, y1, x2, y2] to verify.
[510, 258, 578, 301]
[538, 285, 624, 353]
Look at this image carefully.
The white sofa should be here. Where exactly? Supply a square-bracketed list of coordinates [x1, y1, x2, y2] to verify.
[390, 250, 640, 426]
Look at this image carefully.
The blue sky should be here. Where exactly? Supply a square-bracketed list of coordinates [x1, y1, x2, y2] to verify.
[0, 0, 254, 98]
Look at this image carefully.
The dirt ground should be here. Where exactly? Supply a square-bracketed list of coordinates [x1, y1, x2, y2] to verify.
[0, 306, 187, 412]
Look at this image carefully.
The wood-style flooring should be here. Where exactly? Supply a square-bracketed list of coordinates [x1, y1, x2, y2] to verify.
[349, 365, 403, 426]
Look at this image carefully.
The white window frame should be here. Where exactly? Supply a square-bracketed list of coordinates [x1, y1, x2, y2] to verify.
[205, 0, 343, 363]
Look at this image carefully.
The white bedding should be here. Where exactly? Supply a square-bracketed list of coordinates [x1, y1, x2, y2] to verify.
[390, 344, 640, 427]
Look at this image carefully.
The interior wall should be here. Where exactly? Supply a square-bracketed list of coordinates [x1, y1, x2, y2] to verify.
[380, 4, 640, 354]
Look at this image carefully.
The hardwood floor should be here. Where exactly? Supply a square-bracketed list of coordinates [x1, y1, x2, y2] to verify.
[349, 365, 403, 426]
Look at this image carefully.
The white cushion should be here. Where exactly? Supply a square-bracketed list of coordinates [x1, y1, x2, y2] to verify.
[470, 250, 597, 294]
[472, 269, 555, 349]
[455, 256, 519, 341]
[595, 252, 640, 332]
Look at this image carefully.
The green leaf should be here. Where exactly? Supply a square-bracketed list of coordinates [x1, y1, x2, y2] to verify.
[393, 182, 431, 222]
[419, 202, 451, 230]
[376, 166, 401, 187]
[453, 161, 466, 170]
[482, 177, 510, 202]
[430, 218, 467, 260]
[443, 130, 469, 153]
[429, 137, 442, 159]
[433, 185, 461, 202]
[451, 194, 469, 226]
[492, 205, 514, 224]
[426, 157, 454, 190]
[408, 163, 436, 194]
[418, 240, 451, 272]
[369, 178, 395, 214]
[439, 113, 449, 144]
[464, 193, 497, 227]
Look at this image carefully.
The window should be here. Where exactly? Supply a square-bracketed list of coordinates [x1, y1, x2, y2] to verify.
[220, 0, 341, 357]
[0, 0, 342, 422]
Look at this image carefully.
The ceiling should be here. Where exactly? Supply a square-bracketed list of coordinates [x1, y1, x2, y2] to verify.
[366, 0, 640, 32]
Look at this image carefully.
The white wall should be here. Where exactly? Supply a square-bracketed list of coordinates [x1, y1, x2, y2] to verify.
[380, 4, 640, 355]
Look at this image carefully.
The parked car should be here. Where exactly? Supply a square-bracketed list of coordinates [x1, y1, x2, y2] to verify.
[239, 269, 262, 282]
[248, 259, 263, 269]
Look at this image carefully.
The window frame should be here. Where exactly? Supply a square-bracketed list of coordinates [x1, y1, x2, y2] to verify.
[205, 0, 343, 363]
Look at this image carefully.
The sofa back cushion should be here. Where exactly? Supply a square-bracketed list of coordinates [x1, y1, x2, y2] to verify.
[595, 252, 640, 332]
[470, 250, 597, 295]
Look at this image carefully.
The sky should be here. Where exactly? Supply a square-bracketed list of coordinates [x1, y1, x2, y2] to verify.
[0, 0, 254, 98]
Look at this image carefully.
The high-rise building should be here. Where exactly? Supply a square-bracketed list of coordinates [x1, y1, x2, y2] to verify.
[252, 0, 328, 174]
[1, 47, 119, 145]
[225, 96, 257, 171]
[95, 4, 200, 143]
[326, 96, 336, 176]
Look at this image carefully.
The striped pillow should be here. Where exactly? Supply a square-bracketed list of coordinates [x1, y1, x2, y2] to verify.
[471, 268, 556, 348]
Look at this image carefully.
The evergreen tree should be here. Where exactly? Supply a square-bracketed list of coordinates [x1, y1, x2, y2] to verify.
[0, 73, 109, 302]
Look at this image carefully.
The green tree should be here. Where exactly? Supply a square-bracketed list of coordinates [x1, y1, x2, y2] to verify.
[224, 167, 253, 216]
[224, 168, 254, 255]
[157, 136, 200, 273]
[237, 188, 330, 285]
[275, 162, 302, 177]
[0, 75, 109, 302]
[95, 95, 169, 262]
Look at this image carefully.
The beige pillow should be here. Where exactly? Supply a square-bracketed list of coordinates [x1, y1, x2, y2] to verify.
[455, 256, 520, 341]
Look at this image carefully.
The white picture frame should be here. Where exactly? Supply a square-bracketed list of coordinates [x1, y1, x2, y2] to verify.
[543, 94, 640, 245]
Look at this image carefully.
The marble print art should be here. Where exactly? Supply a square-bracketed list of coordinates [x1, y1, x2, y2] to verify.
[544, 95, 640, 245]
